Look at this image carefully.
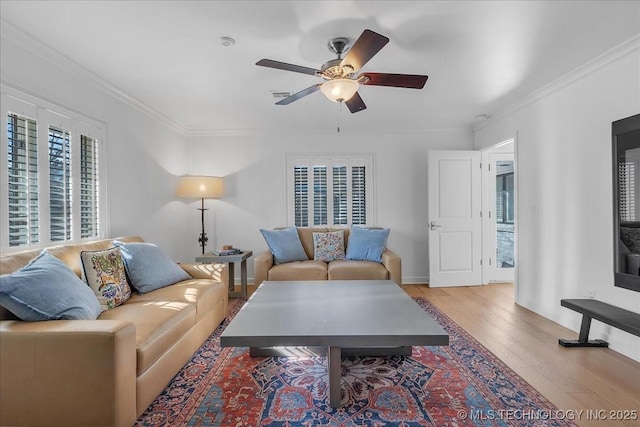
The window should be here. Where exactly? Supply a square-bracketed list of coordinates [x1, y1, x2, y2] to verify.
[7, 113, 39, 247]
[288, 155, 374, 226]
[1, 91, 106, 251]
[495, 164, 514, 224]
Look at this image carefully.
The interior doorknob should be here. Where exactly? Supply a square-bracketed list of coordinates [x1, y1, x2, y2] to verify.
[430, 221, 441, 230]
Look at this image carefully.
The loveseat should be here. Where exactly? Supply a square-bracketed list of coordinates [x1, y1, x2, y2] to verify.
[254, 227, 401, 286]
[0, 236, 228, 427]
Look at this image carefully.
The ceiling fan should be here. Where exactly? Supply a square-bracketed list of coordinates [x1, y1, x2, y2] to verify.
[257, 29, 428, 113]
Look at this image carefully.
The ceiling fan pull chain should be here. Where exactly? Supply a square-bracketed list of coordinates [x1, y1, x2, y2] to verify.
[337, 101, 342, 133]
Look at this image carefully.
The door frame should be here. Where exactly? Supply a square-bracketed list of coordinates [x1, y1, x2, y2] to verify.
[480, 138, 518, 290]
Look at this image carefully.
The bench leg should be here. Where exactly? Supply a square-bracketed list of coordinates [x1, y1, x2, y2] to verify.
[559, 315, 609, 347]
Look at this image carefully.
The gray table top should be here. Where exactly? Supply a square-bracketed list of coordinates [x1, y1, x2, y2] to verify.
[220, 280, 449, 349]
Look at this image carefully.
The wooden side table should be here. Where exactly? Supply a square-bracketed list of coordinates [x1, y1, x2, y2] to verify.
[195, 250, 253, 298]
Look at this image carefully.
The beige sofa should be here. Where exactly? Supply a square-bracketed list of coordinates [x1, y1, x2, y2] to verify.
[254, 227, 401, 286]
[0, 236, 228, 427]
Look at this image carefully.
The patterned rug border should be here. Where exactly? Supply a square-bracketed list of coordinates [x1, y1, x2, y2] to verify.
[136, 296, 576, 427]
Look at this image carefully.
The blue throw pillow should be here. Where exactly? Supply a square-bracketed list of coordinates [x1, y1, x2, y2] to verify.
[260, 227, 308, 264]
[346, 227, 390, 263]
[0, 251, 102, 321]
[113, 241, 191, 294]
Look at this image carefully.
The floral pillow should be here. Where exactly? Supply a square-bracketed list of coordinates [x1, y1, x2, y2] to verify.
[313, 230, 346, 262]
[80, 247, 131, 311]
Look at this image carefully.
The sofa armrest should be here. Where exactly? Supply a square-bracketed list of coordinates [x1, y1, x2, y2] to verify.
[253, 250, 274, 287]
[381, 249, 402, 285]
[0, 319, 137, 427]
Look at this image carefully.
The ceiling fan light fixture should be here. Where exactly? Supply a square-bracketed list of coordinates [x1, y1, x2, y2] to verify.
[320, 79, 359, 103]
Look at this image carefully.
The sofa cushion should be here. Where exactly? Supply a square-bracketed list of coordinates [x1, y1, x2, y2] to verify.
[346, 227, 390, 263]
[260, 227, 308, 264]
[129, 278, 226, 323]
[268, 260, 328, 281]
[328, 260, 390, 281]
[113, 241, 191, 294]
[80, 247, 132, 311]
[0, 251, 102, 321]
[98, 300, 195, 375]
[313, 230, 346, 262]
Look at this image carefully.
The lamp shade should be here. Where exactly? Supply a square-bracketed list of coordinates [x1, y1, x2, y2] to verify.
[320, 79, 359, 102]
[176, 176, 224, 199]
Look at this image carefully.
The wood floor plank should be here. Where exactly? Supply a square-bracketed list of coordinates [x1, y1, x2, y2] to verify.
[403, 283, 640, 427]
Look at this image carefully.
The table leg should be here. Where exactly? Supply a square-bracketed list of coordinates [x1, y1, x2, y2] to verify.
[240, 259, 248, 298]
[328, 346, 342, 408]
[227, 262, 235, 293]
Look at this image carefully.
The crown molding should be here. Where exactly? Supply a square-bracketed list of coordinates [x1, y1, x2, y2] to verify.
[184, 126, 470, 138]
[472, 34, 640, 133]
[1, 19, 186, 136]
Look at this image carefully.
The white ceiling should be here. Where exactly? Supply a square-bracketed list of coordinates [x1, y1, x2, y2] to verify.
[1, 1, 638, 135]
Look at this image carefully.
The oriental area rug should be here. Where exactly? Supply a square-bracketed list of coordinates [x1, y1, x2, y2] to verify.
[136, 297, 576, 427]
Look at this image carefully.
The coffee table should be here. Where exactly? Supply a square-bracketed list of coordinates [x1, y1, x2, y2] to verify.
[220, 280, 449, 408]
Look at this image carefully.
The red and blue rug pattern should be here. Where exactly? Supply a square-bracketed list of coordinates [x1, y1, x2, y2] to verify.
[136, 297, 576, 426]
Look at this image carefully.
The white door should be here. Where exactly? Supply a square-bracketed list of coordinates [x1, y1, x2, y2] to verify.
[428, 150, 482, 287]
[482, 152, 516, 283]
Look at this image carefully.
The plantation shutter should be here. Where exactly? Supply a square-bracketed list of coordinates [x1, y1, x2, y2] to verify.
[505, 173, 515, 223]
[80, 135, 100, 238]
[288, 155, 373, 227]
[496, 176, 504, 223]
[7, 113, 39, 247]
[48, 125, 72, 241]
[294, 166, 309, 226]
[351, 165, 366, 225]
[313, 166, 327, 225]
[333, 165, 348, 225]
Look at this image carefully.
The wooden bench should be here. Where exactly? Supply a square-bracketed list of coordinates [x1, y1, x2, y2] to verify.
[559, 299, 640, 347]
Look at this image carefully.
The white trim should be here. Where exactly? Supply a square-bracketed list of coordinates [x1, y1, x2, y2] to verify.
[0, 87, 110, 253]
[473, 35, 640, 132]
[1, 19, 185, 136]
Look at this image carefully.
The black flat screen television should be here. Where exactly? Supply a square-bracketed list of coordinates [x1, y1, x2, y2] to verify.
[613, 113, 640, 292]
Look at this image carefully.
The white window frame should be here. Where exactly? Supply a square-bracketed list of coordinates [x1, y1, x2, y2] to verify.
[286, 153, 375, 226]
[1, 87, 108, 253]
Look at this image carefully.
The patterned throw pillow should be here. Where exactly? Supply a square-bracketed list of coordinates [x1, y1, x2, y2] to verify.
[80, 247, 131, 311]
[313, 230, 346, 262]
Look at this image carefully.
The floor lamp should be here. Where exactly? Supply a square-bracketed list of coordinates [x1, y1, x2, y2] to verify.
[176, 175, 224, 254]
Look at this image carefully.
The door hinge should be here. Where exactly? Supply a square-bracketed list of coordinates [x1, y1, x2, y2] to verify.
[489, 210, 492, 218]
[488, 163, 491, 171]
[480, 259, 483, 266]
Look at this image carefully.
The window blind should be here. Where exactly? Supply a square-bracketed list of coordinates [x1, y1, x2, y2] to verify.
[288, 155, 372, 227]
[332, 165, 348, 225]
[351, 165, 366, 225]
[313, 166, 327, 225]
[7, 113, 39, 247]
[80, 135, 100, 238]
[294, 166, 309, 226]
[48, 126, 72, 242]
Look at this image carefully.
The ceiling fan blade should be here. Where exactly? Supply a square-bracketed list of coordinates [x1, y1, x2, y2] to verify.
[360, 73, 428, 89]
[256, 59, 320, 76]
[276, 84, 322, 105]
[345, 91, 367, 113]
[340, 29, 389, 73]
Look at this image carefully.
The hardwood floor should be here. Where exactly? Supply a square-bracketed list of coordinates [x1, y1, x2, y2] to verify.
[403, 283, 640, 427]
[238, 281, 639, 426]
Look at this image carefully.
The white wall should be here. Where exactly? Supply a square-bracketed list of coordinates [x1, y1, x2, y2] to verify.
[0, 23, 192, 259]
[474, 40, 640, 361]
[184, 129, 473, 280]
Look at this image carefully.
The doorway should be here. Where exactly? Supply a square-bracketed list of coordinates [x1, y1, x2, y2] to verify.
[481, 140, 516, 284]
